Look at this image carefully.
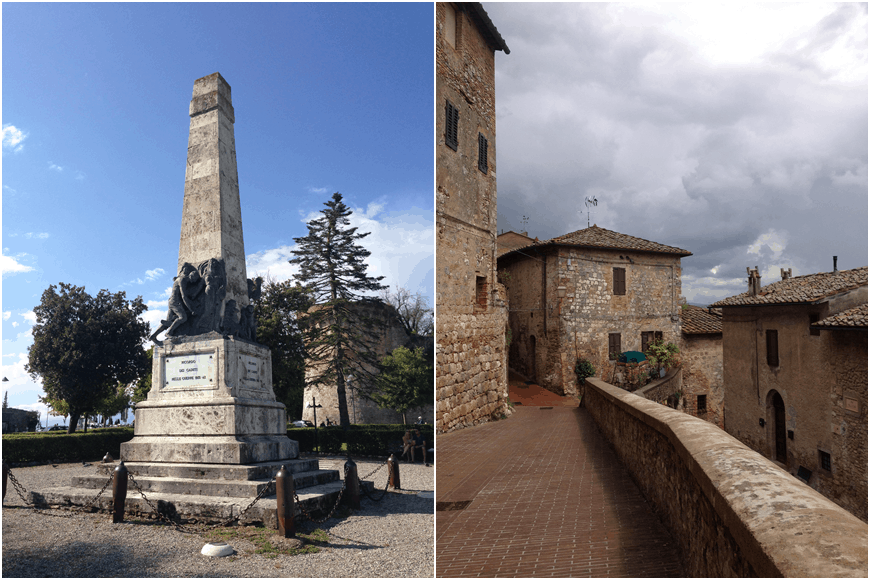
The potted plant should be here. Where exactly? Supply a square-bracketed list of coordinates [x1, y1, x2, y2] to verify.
[646, 339, 680, 377]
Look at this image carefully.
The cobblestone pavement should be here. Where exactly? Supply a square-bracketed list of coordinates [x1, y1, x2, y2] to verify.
[436, 404, 684, 577]
[508, 371, 580, 407]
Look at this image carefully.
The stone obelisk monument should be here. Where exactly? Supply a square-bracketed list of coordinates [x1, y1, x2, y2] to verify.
[122, 73, 297, 465]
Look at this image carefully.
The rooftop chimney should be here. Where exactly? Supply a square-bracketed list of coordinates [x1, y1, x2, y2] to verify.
[747, 266, 762, 296]
[780, 267, 792, 281]
[833, 256, 838, 272]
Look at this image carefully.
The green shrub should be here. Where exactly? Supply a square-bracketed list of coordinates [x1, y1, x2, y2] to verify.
[286, 424, 433, 456]
[2, 427, 134, 464]
[574, 358, 596, 384]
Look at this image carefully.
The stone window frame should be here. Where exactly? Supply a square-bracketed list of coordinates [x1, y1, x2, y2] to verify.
[818, 449, 832, 473]
[613, 267, 626, 295]
[445, 100, 459, 151]
[766, 329, 779, 367]
[478, 133, 488, 174]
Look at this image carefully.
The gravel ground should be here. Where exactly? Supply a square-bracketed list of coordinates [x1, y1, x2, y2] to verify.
[2, 457, 434, 578]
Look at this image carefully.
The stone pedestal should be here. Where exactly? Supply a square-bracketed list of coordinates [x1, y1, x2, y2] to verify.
[121, 336, 298, 464]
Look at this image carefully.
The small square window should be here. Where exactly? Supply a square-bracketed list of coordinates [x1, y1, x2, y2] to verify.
[475, 276, 487, 310]
[697, 394, 707, 414]
[819, 450, 831, 472]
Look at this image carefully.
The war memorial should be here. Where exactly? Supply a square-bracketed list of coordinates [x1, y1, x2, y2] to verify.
[33, 73, 352, 524]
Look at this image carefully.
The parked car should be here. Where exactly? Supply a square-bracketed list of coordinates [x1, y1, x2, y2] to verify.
[291, 420, 314, 428]
[48, 425, 66, 431]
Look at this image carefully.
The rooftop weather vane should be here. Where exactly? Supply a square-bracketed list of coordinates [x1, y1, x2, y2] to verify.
[584, 196, 598, 228]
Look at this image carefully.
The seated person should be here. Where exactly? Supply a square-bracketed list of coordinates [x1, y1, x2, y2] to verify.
[401, 430, 413, 461]
[410, 429, 426, 463]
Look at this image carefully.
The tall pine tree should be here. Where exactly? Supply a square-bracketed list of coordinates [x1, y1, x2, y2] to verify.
[290, 192, 387, 429]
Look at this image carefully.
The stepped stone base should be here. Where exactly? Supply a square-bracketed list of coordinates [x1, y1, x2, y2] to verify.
[32, 458, 372, 526]
[120, 435, 298, 464]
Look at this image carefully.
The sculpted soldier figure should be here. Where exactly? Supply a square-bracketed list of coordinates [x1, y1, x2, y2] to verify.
[149, 263, 204, 345]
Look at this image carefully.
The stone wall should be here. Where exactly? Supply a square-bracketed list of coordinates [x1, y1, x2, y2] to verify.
[436, 2, 509, 432]
[301, 301, 434, 426]
[500, 246, 682, 398]
[583, 377, 868, 577]
[722, 300, 867, 521]
[680, 332, 724, 428]
[635, 367, 682, 404]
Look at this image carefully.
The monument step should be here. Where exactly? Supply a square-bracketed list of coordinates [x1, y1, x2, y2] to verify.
[30, 479, 375, 527]
[98, 458, 322, 481]
[73, 469, 340, 498]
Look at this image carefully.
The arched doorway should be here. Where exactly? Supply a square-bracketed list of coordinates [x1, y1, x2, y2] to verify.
[769, 390, 787, 464]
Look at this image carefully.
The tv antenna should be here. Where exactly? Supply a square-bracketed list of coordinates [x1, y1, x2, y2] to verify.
[584, 196, 598, 228]
[521, 215, 529, 233]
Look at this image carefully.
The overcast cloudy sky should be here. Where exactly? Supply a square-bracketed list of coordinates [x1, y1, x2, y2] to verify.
[487, 2, 867, 305]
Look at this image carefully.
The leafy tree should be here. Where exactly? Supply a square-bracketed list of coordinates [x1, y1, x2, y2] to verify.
[94, 383, 132, 425]
[26, 283, 150, 434]
[372, 346, 433, 424]
[289, 192, 387, 429]
[253, 278, 311, 420]
[131, 347, 154, 405]
[2, 391, 7, 409]
[380, 287, 433, 337]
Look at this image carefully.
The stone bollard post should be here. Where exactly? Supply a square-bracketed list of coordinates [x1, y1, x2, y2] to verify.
[344, 457, 360, 510]
[112, 461, 128, 524]
[275, 465, 296, 538]
[388, 454, 400, 490]
[3, 461, 8, 504]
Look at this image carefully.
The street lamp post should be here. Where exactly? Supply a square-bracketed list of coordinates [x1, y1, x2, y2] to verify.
[347, 374, 356, 424]
[307, 397, 323, 453]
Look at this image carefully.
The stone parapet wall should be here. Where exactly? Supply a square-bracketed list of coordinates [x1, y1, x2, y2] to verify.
[635, 367, 681, 404]
[436, 299, 509, 433]
[583, 377, 868, 577]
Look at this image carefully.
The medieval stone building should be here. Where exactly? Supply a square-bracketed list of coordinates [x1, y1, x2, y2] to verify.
[436, 3, 510, 433]
[497, 230, 535, 257]
[497, 225, 692, 398]
[301, 300, 434, 426]
[680, 305, 724, 428]
[712, 265, 867, 521]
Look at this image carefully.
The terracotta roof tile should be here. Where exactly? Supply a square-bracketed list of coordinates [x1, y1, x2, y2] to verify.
[711, 267, 867, 307]
[499, 225, 692, 258]
[812, 303, 868, 329]
[681, 305, 722, 334]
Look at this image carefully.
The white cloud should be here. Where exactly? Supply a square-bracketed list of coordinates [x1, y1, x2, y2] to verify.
[48, 162, 63, 172]
[1, 254, 34, 277]
[246, 245, 300, 282]
[22, 311, 36, 324]
[2, 124, 27, 153]
[145, 268, 165, 281]
[307, 186, 330, 195]
[747, 230, 789, 260]
[24, 232, 49, 240]
[2, 311, 10, 321]
[12, 322, 19, 328]
[141, 300, 168, 337]
[75, 171, 86, 181]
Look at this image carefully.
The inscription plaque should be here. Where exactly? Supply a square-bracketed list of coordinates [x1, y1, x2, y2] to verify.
[164, 352, 216, 389]
[239, 354, 262, 389]
[845, 396, 860, 413]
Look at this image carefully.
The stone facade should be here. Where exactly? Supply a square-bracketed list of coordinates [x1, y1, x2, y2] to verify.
[301, 300, 434, 426]
[497, 226, 690, 398]
[436, 3, 510, 433]
[497, 230, 534, 256]
[680, 305, 724, 428]
[712, 267, 868, 521]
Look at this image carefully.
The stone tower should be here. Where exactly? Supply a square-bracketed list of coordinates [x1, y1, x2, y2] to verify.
[178, 72, 249, 310]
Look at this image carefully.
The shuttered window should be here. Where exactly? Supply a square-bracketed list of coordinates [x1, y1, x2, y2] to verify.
[478, 133, 488, 174]
[445, 100, 459, 151]
[613, 268, 626, 295]
[766, 330, 779, 366]
[608, 333, 621, 358]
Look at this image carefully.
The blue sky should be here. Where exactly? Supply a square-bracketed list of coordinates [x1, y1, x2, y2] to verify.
[1, 2, 434, 425]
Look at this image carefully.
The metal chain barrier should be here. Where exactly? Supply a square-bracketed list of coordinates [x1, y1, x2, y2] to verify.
[5, 468, 115, 518]
[127, 471, 277, 535]
[293, 462, 348, 525]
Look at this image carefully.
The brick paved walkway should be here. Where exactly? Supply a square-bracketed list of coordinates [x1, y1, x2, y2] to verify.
[436, 404, 684, 577]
